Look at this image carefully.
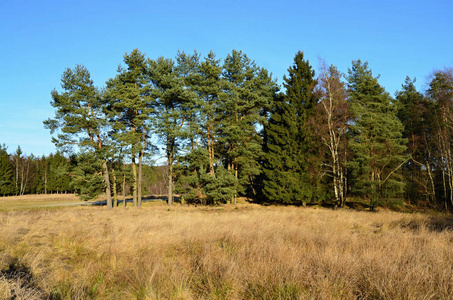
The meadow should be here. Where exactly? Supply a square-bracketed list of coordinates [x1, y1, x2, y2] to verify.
[0, 196, 452, 299]
[0, 194, 89, 211]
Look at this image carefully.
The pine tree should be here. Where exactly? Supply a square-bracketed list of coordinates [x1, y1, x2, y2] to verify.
[173, 51, 209, 204]
[219, 50, 277, 201]
[149, 56, 188, 206]
[262, 51, 317, 204]
[44, 65, 113, 207]
[175, 51, 241, 205]
[347, 60, 407, 209]
[105, 49, 154, 207]
[196, 51, 223, 176]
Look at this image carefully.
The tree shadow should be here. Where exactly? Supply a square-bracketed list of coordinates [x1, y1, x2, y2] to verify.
[85, 195, 176, 207]
[0, 257, 45, 298]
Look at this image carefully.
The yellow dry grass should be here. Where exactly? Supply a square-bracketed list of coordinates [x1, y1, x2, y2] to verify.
[0, 194, 88, 211]
[0, 203, 452, 299]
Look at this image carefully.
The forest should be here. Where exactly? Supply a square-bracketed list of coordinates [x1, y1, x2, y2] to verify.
[1, 49, 453, 212]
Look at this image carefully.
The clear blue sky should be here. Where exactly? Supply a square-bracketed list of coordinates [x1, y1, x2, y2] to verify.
[1, 0, 452, 157]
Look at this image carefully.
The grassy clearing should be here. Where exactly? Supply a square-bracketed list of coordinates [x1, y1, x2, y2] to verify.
[0, 203, 452, 299]
[0, 194, 89, 211]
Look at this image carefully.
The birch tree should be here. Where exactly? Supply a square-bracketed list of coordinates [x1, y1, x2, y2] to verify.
[312, 63, 349, 207]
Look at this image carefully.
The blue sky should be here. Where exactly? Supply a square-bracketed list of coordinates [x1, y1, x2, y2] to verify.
[1, 0, 452, 157]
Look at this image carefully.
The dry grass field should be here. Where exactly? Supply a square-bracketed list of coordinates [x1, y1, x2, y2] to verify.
[0, 200, 452, 299]
[0, 194, 90, 211]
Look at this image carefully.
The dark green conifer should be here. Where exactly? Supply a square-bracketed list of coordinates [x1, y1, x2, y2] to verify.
[0, 144, 14, 196]
[262, 51, 317, 204]
[347, 60, 407, 209]
[396, 77, 435, 204]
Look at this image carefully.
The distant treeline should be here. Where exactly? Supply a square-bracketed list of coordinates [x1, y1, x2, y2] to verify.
[4, 49, 452, 211]
[0, 146, 167, 199]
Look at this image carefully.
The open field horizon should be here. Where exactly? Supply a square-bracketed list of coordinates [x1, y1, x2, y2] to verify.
[0, 194, 171, 211]
[1, 200, 453, 299]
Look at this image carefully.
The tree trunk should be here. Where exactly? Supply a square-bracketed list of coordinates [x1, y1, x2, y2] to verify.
[112, 168, 118, 207]
[44, 168, 47, 195]
[132, 156, 138, 207]
[103, 160, 112, 209]
[138, 156, 143, 207]
[168, 162, 173, 206]
[122, 171, 127, 207]
[138, 134, 146, 207]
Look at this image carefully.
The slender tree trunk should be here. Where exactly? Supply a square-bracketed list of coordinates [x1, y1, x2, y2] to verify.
[138, 134, 146, 207]
[23, 160, 30, 195]
[208, 117, 215, 176]
[112, 168, 118, 207]
[132, 155, 138, 207]
[168, 161, 173, 206]
[426, 161, 436, 204]
[44, 167, 47, 195]
[122, 171, 127, 207]
[103, 160, 112, 209]
[15, 157, 19, 195]
[138, 155, 143, 207]
[339, 164, 345, 207]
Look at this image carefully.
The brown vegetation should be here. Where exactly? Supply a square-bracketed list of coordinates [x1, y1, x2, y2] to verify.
[0, 203, 452, 299]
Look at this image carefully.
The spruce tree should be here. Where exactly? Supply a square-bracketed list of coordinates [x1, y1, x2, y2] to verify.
[262, 51, 317, 204]
[0, 144, 14, 196]
[70, 151, 105, 201]
[396, 77, 435, 204]
[347, 60, 407, 209]
[48, 151, 70, 194]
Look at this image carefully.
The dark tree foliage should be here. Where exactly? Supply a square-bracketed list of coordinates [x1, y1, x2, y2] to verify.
[0, 144, 14, 196]
[70, 151, 105, 201]
[347, 60, 407, 209]
[262, 51, 317, 204]
[396, 77, 435, 205]
[426, 68, 453, 210]
[47, 152, 71, 194]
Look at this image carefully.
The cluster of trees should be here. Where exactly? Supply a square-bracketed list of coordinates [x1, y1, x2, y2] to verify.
[0, 146, 70, 196]
[0, 145, 163, 199]
[35, 48, 453, 211]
